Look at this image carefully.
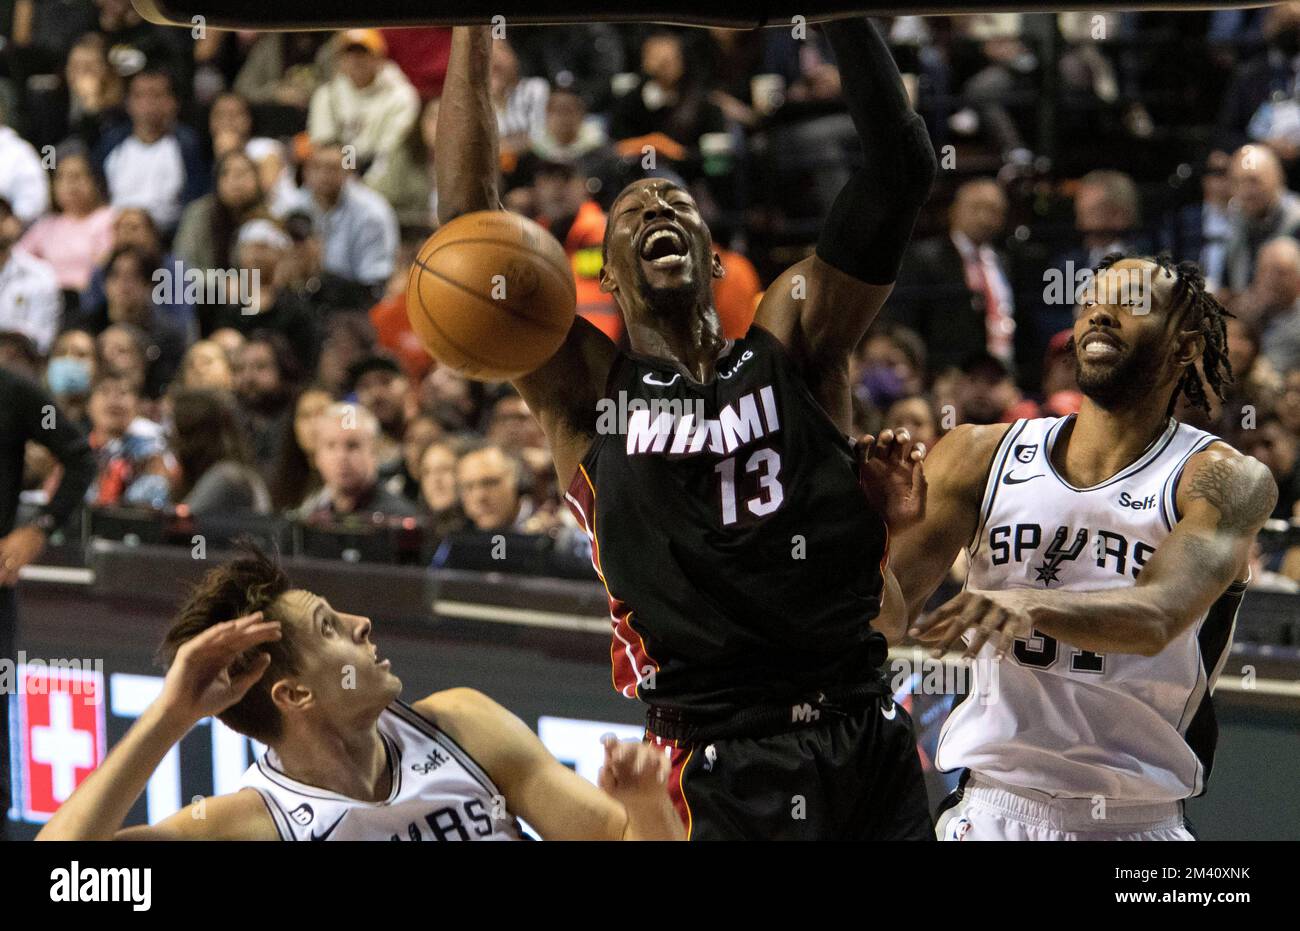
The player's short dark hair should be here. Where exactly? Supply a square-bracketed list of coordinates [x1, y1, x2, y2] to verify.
[1093, 252, 1233, 416]
[158, 542, 298, 743]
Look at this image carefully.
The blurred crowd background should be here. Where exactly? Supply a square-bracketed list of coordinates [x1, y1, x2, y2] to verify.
[0, 2, 1298, 586]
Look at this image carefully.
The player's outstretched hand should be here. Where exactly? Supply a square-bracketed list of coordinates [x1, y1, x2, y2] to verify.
[598, 736, 671, 810]
[158, 612, 282, 726]
[857, 428, 928, 533]
[909, 589, 1035, 660]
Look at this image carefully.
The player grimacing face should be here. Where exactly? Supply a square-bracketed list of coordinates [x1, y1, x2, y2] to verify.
[600, 180, 724, 315]
[1071, 259, 1201, 411]
[268, 591, 402, 727]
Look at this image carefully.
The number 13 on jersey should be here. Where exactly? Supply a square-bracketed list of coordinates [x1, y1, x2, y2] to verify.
[714, 447, 784, 525]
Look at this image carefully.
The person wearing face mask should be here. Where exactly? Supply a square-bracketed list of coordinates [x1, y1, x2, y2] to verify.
[44, 328, 98, 431]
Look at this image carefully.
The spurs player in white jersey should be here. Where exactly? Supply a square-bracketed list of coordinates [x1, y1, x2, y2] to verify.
[39, 547, 682, 841]
[889, 255, 1277, 840]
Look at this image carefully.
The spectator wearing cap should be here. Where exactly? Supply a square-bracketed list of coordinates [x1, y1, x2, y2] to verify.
[0, 103, 51, 225]
[298, 402, 421, 520]
[308, 30, 420, 181]
[18, 147, 115, 298]
[94, 68, 209, 234]
[0, 197, 61, 355]
[198, 219, 320, 370]
[289, 141, 399, 300]
[888, 178, 1014, 376]
[348, 352, 410, 477]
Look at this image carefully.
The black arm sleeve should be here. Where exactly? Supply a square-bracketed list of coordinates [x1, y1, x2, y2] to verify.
[815, 17, 938, 286]
[18, 378, 95, 532]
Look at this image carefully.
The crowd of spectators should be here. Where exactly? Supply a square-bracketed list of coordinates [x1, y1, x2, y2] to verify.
[0, 4, 1298, 587]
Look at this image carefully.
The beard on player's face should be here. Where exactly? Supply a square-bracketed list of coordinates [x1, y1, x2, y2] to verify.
[615, 229, 713, 319]
[1073, 328, 1170, 410]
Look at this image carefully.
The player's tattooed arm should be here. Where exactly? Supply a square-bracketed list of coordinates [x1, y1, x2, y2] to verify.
[1183, 454, 1278, 534]
[913, 447, 1277, 658]
[435, 26, 500, 224]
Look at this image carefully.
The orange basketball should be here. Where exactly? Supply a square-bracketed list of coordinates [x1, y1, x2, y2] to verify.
[406, 210, 577, 381]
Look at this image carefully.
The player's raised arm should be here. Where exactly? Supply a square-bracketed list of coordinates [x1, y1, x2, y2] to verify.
[419, 689, 683, 840]
[435, 25, 501, 223]
[754, 17, 936, 408]
[913, 447, 1277, 659]
[434, 25, 616, 489]
[37, 614, 282, 841]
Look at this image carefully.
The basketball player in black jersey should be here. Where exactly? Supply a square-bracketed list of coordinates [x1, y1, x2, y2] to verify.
[38, 547, 683, 841]
[437, 21, 936, 839]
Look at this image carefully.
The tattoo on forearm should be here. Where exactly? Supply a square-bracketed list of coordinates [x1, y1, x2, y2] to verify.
[1186, 458, 1278, 534]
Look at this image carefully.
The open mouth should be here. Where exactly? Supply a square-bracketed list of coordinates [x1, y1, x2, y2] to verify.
[638, 223, 690, 268]
[1080, 330, 1122, 361]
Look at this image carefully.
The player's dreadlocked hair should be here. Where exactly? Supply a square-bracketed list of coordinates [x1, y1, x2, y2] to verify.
[1093, 252, 1234, 416]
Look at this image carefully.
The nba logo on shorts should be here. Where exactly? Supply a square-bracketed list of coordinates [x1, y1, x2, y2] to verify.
[946, 816, 973, 841]
[1014, 444, 1038, 464]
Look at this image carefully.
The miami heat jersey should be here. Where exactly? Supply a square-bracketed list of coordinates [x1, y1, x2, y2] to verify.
[565, 324, 890, 716]
[240, 701, 525, 841]
[935, 415, 1247, 801]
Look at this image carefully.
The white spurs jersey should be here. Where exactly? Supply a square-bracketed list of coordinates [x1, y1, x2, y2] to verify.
[241, 701, 525, 841]
[935, 415, 1247, 801]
